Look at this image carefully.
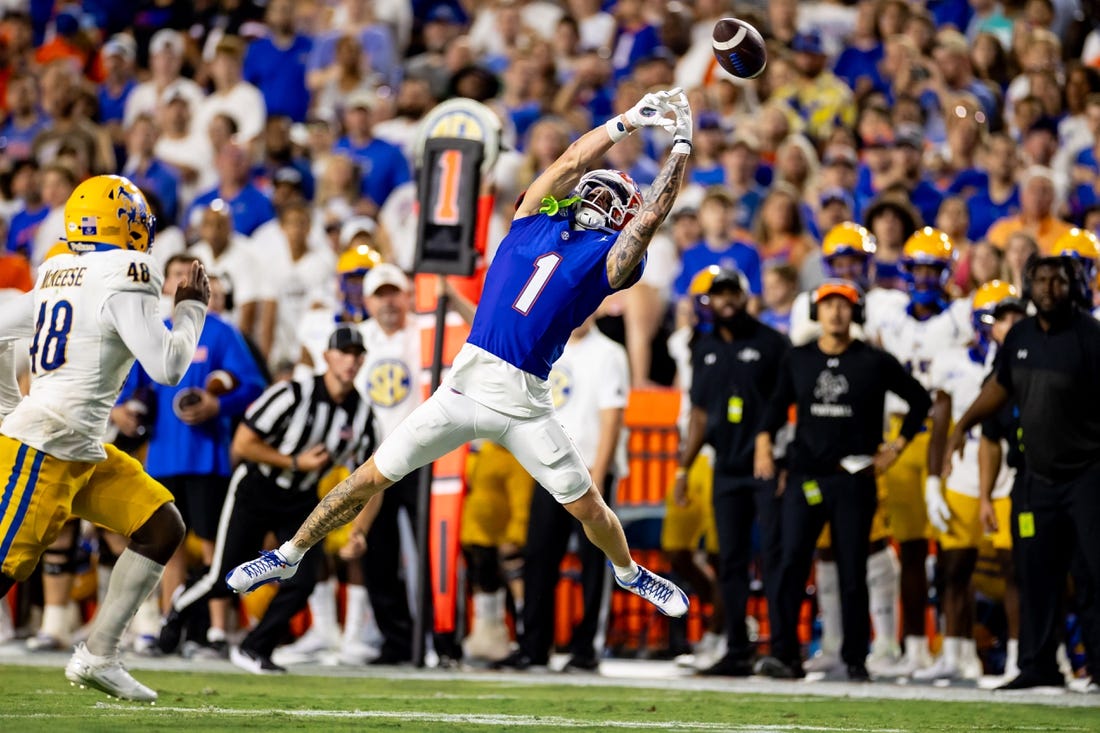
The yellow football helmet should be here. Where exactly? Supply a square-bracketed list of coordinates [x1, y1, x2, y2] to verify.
[972, 280, 1023, 318]
[901, 226, 954, 266]
[337, 244, 383, 278]
[1053, 228, 1099, 262]
[64, 175, 155, 253]
[689, 265, 723, 297]
[822, 222, 877, 259]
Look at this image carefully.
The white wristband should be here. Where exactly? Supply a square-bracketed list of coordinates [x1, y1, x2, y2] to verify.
[671, 140, 692, 155]
[604, 115, 630, 143]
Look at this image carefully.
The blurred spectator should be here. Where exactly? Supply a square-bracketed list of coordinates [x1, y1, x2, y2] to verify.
[773, 134, 819, 197]
[609, 0, 660, 82]
[1004, 231, 1040, 294]
[935, 196, 973, 292]
[371, 76, 437, 164]
[753, 184, 820, 290]
[403, 16, 468, 100]
[29, 162, 75, 268]
[863, 193, 921, 290]
[152, 85, 213, 214]
[3, 160, 46, 259]
[986, 166, 1072, 253]
[251, 116, 315, 203]
[33, 61, 113, 174]
[673, 188, 762, 300]
[833, 0, 884, 99]
[965, 240, 1007, 293]
[124, 29, 205, 130]
[760, 263, 799, 334]
[97, 34, 138, 154]
[892, 123, 943, 226]
[967, 132, 1020, 241]
[966, 0, 1013, 49]
[189, 140, 276, 237]
[194, 36, 267, 145]
[814, 188, 856, 243]
[190, 201, 276, 358]
[122, 113, 180, 226]
[307, 0, 400, 91]
[333, 90, 410, 215]
[970, 31, 1012, 96]
[938, 96, 988, 196]
[243, 0, 313, 123]
[551, 48, 613, 133]
[567, 0, 614, 52]
[1, 74, 48, 163]
[765, 0, 799, 48]
[720, 134, 767, 232]
[772, 30, 855, 144]
[269, 201, 336, 369]
[605, 130, 658, 188]
[310, 33, 376, 123]
[687, 112, 726, 187]
[924, 29, 998, 140]
[33, 6, 91, 71]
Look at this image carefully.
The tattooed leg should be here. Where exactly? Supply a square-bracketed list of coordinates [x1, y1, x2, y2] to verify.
[289, 458, 395, 551]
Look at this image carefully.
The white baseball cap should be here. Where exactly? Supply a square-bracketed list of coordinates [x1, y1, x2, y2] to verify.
[150, 29, 184, 56]
[363, 263, 410, 296]
[339, 216, 376, 247]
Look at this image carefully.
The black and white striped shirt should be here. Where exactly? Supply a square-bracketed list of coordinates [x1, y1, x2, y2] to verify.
[243, 375, 377, 492]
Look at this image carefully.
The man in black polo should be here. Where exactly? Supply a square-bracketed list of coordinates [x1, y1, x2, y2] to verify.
[754, 280, 931, 681]
[945, 255, 1100, 691]
[672, 266, 789, 676]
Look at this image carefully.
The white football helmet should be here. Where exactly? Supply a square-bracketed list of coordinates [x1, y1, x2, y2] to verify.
[573, 169, 643, 232]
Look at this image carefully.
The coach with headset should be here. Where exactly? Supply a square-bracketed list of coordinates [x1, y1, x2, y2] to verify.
[753, 280, 931, 681]
[946, 252, 1100, 691]
[673, 266, 789, 677]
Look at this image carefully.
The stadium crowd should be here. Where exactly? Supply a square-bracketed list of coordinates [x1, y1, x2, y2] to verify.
[2, 0, 1100, 694]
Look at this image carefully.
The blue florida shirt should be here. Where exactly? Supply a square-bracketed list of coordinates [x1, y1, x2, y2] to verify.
[449, 211, 643, 417]
[118, 313, 266, 478]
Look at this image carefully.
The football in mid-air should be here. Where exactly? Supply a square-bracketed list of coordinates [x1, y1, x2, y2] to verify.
[712, 18, 767, 79]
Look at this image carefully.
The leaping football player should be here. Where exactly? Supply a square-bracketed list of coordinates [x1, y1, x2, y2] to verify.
[228, 89, 695, 618]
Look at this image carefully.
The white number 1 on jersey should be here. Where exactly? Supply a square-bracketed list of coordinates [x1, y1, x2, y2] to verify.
[512, 253, 562, 315]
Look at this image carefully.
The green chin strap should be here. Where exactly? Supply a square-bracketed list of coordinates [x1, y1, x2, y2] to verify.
[538, 194, 581, 216]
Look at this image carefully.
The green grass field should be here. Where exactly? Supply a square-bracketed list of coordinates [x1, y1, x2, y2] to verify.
[1, 664, 1098, 732]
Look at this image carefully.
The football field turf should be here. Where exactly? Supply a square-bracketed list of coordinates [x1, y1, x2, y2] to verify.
[1, 656, 1098, 732]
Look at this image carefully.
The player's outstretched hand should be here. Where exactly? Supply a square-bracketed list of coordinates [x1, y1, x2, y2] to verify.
[669, 90, 692, 148]
[175, 260, 211, 307]
[623, 87, 682, 133]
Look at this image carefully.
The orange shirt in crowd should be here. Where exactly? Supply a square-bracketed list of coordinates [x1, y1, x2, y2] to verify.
[985, 214, 1073, 254]
[0, 253, 32, 292]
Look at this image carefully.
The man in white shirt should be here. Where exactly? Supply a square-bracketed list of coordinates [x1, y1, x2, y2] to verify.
[190, 202, 275, 362]
[123, 30, 205, 130]
[193, 36, 267, 144]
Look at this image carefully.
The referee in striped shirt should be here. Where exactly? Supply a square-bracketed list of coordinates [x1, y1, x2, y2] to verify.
[170, 325, 377, 674]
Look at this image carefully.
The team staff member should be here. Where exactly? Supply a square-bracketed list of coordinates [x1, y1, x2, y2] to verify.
[674, 266, 789, 677]
[945, 254, 1100, 691]
[755, 280, 932, 681]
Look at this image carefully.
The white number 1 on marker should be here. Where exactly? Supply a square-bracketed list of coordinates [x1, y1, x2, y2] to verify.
[513, 253, 562, 315]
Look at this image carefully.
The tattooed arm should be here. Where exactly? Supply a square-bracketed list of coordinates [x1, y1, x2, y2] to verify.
[606, 150, 689, 288]
[607, 92, 692, 288]
[515, 89, 680, 220]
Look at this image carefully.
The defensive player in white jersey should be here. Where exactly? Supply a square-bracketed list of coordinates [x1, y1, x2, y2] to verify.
[921, 281, 1026, 681]
[874, 226, 973, 676]
[228, 88, 694, 619]
[0, 175, 210, 702]
[788, 222, 907, 348]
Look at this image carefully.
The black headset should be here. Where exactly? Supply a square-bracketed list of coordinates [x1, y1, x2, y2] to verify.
[1022, 254, 1090, 310]
[809, 279, 866, 324]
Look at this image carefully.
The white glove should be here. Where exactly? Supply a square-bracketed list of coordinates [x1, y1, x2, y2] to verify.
[668, 90, 692, 152]
[623, 87, 681, 133]
[924, 476, 951, 535]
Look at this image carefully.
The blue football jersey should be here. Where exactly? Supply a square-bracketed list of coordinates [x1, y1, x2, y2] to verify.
[467, 213, 644, 380]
